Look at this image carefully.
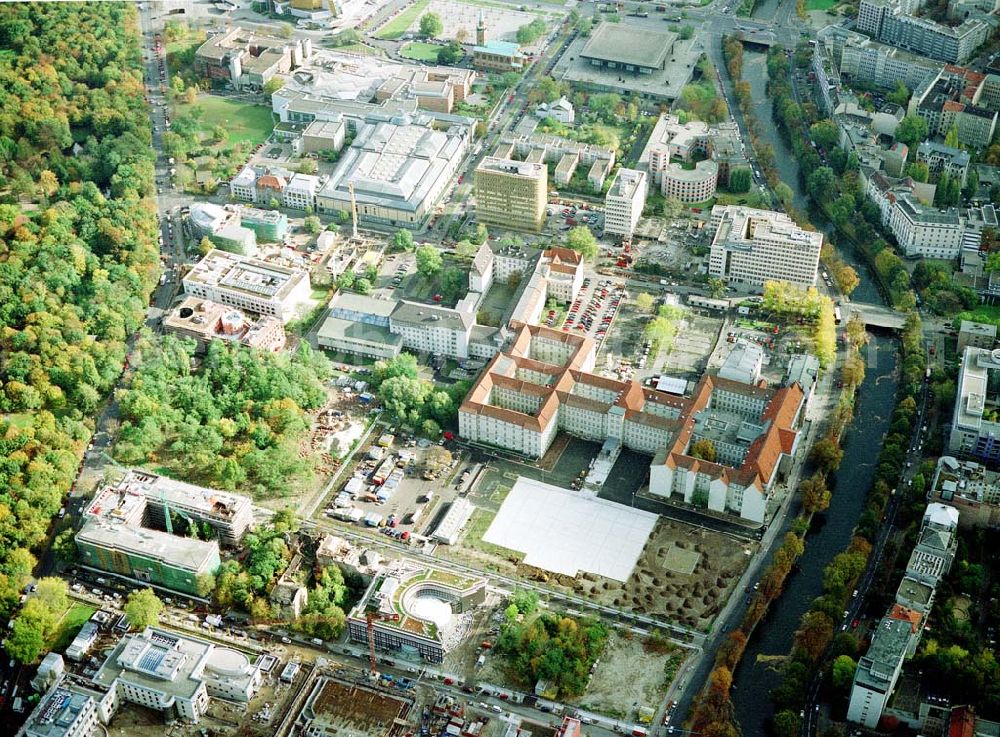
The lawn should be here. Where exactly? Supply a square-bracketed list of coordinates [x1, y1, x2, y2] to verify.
[400, 41, 442, 62]
[806, 0, 839, 9]
[376, 0, 431, 39]
[49, 603, 97, 653]
[188, 95, 274, 146]
[956, 305, 1000, 326]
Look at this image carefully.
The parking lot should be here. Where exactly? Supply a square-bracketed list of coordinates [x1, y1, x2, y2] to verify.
[562, 276, 627, 351]
[318, 433, 474, 545]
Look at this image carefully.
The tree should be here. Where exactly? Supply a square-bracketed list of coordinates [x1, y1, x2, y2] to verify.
[437, 41, 463, 65]
[944, 124, 960, 149]
[52, 529, 78, 564]
[565, 225, 598, 261]
[807, 167, 836, 202]
[470, 222, 488, 245]
[775, 182, 794, 205]
[4, 609, 48, 664]
[887, 80, 910, 107]
[126, 588, 164, 630]
[679, 24, 694, 39]
[392, 229, 415, 252]
[421, 418, 441, 437]
[810, 437, 843, 473]
[905, 161, 929, 183]
[419, 12, 443, 38]
[516, 18, 547, 44]
[728, 167, 752, 193]
[635, 292, 656, 313]
[415, 245, 443, 276]
[663, 197, 684, 219]
[196, 573, 217, 598]
[355, 277, 372, 294]
[708, 278, 726, 299]
[689, 438, 717, 462]
[34, 578, 68, 612]
[895, 114, 929, 148]
[801, 472, 831, 514]
[809, 120, 839, 150]
[38, 169, 59, 199]
[303, 215, 322, 234]
[832, 655, 857, 690]
[454, 240, 478, 258]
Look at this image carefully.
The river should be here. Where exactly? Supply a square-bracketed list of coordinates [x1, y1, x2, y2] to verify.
[727, 51, 901, 736]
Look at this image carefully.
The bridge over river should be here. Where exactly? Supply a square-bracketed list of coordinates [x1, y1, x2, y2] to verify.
[846, 302, 907, 330]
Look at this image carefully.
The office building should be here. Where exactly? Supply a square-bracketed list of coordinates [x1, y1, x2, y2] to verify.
[315, 114, 471, 228]
[579, 22, 676, 75]
[93, 627, 262, 723]
[856, 0, 990, 63]
[187, 202, 257, 257]
[347, 560, 487, 662]
[472, 41, 525, 72]
[708, 206, 823, 290]
[76, 486, 220, 598]
[910, 71, 998, 149]
[499, 130, 616, 188]
[194, 27, 310, 91]
[888, 194, 966, 258]
[958, 320, 997, 352]
[819, 26, 943, 91]
[848, 503, 959, 728]
[661, 160, 719, 203]
[847, 617, 916, 727]
[163, 297, 286, 353]
[475, 157, 548, 233]
[112, 469, 254, 545]
[459, 324, 804, 523]
[183, 249, 312, 324]
[19, 679, 104, 737]
[604, 168, 648, 239]
[718, 340, 764, 385]
[931, 455, 1000, 527]
[282, 173, 321, 210]
[535, 97, 575, 124]
[239, 206, 288, 243]
[639, 114, 747, 190]
[977, 73, 1000, 111]
[75, 470, 252, 596]
[905, 502, 958, 586]
[916, 141, 971, 185]
[301, 119, 346, 154]
[949, 346, 1000, 461]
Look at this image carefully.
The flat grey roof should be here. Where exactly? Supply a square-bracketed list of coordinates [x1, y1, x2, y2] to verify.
[391, 300, 474, 331]
[318, 315, 403, 349]
[77, 522, 219, 573]
[580, 22, 675, 70]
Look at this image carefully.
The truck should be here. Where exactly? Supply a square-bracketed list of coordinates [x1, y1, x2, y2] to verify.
[372, 457, 395, 485]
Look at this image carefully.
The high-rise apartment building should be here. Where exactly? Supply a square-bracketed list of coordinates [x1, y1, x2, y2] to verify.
[603, 168, 648, 239]
[474, 157, 547, 233]
[708, 206, 822, 289]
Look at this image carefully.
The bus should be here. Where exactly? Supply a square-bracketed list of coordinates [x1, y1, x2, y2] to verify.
[833, 305, 842, 325]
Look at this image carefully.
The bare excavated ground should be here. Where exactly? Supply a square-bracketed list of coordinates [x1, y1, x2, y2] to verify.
[445, 515, 753, 632]
[580, 632, 680, 720]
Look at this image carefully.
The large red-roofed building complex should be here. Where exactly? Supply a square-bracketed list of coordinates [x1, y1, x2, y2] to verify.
[459, 323, 805, 523]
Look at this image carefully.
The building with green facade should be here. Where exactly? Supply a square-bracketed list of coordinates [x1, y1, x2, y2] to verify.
[240, 207, 288, 243]
[74, 473, 237, 598]
[76, 524, 220, 598]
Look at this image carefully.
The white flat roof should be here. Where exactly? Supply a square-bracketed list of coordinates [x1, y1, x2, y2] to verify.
[483, 477, 657, 582]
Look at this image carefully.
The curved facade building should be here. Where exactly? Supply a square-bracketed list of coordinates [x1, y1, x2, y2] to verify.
[661, 160, 718, 203]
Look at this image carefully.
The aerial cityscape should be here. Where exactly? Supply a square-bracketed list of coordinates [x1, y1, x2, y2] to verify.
[0, 0, 999, 736]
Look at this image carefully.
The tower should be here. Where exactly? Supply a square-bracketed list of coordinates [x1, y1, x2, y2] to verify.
[476, 10, 486, 46]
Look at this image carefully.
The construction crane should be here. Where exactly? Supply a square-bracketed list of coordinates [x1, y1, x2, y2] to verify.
[348, 182, 359, 240]
[365, 609, 400, 677]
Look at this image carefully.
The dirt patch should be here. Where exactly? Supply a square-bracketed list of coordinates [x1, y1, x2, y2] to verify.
[439, 517, 752, 631]
[952, 595, 972, 622]
[580, 632, 679, 720]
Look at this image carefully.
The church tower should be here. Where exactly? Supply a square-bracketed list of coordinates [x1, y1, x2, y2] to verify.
[476, 10, 487, 46]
